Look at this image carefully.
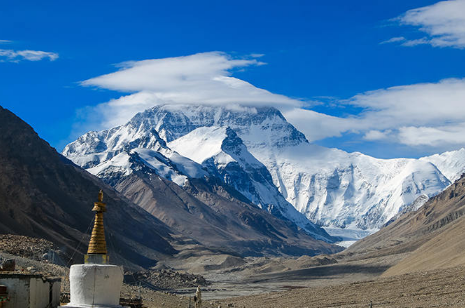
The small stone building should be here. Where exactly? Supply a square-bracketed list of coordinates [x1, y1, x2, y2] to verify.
[0, 272, 61, 308]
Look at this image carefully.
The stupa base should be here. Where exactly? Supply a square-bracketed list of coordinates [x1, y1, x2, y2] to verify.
[67, 264, 124, 307]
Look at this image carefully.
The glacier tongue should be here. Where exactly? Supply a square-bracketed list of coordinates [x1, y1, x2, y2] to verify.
[323, 227, 377, 248]
[63, 104, 465, 242]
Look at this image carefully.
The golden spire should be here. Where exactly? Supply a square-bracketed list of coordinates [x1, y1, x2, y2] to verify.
[85, 189, 109, 264]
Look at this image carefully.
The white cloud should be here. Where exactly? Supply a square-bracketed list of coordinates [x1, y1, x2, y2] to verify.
[380, 36, 406, 44]
[0, 40, 12, 44]
[0, 49, 59, 62]
[282, 108, 360, 142]
[386, 0, 465, 49]
[342, 78, 465, 148]
[347, 78, 465, 127]
[287, 78, 465, 149]
[81, 52, 302, 129]
[363, 130, 392, 141]
[399, 123, 465, 146]
[401, 37, 430, 46]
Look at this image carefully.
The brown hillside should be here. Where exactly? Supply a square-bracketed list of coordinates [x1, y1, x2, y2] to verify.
[0, 106, 177, 268]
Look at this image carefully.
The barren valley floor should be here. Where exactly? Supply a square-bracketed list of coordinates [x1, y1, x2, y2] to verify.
[134, 263, 465, 308]
[201, 265, 465, 308]
[4, 235, 465, 308]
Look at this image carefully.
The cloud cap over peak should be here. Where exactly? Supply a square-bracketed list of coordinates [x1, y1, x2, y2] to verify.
[80, 52, 302, 129]
[83, 52, 267, 92]
[77, 52, 465, 157]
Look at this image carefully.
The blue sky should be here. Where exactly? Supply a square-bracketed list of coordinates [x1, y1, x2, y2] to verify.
[1, 0, 465, 158]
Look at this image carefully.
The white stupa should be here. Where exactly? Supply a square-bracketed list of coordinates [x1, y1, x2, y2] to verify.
[66, 190, 125, 308]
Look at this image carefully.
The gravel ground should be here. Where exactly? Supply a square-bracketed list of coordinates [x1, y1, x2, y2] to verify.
[210, 265, 465, 308]
[114, 264, 465, 308]
[125, 269, 209, 290]
[0, 234, 67, 263]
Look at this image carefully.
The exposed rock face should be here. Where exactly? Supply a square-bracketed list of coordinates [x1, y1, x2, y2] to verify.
[63, 104, 465, 237]
[0, 106, 177, 268]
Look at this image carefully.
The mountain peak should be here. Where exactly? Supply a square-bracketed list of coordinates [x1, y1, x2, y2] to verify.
[127, 104, 309, 148]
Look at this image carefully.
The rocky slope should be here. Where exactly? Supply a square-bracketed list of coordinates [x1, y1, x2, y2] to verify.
[117, 169, 340, 256]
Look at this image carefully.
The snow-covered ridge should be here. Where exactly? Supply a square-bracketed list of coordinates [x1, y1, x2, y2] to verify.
[63, 118, 206, 185]
[127, 105, 308, 147]
[63, 104, 465, 239]
[249, 141, 451, 230]
[420, 148, 465, 183]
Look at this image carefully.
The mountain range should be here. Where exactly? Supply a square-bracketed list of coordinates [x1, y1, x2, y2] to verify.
[0, 105, 340, 266]
[63, 104, 465, 242]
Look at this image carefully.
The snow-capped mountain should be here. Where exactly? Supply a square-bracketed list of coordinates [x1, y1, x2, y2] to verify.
[63, 104, 465, 239]
[63, 106, 333, 241]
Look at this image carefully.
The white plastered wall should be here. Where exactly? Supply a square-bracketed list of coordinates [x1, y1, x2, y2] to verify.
[0, 277, 30, 308]
[0, 275, 61, 308]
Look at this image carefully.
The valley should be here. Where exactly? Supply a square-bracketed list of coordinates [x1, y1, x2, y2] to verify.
[211, 265, 465, 308]
[2, 104, 465, 307]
